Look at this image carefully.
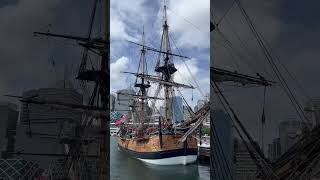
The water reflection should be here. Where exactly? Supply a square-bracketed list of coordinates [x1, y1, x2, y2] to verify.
[110, 137, 209, 180]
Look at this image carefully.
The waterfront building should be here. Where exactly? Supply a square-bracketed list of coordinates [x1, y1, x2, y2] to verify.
[279, 120, 306, 154]
[114, 88, 135, 116]
[158, 96, 184, 123]
[267, 138, 281, 162]
[305, 98, 320, 128]
[15, 80, 83, 169]
[183, 105, 192, 121]
[211, 109, 234, 179]
[234, 139, 259, 180]
[0, 102, 19, 159]
[194, 99, 210, 126]
[194, 99, 206, 111]
[110, 93, 116, 111]
[171, 96, 184, 123]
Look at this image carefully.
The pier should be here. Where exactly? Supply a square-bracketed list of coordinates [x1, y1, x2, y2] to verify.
[198, 146, 210, 163]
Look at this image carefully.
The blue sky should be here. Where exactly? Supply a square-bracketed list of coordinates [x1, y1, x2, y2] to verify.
[110, 0, 210, 108]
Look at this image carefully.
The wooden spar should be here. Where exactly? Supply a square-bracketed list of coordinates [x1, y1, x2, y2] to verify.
[5, 95, 108, 117]
[179, 102, 210, 127]
[116, 92, 164, 100]
[211, 67, 274, 86]
[121, 71, 194, 88]
[143, 76, 194, 89]
[121, 71, 158, 77]
[33, 32, 108, 45]
[178, 114, 207, 143]
[127, 40, 190, 59]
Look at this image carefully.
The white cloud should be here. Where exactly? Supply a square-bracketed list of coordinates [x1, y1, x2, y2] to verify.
[110, 11, 134, 41]
[110, 0, 210, 108]
[110, 0, 150, 60]
[173, 58, 209, 108]
[174, 58, 199, 86]
[166, 0, 210, 49]
[110, 56, 130, 83]
[111, 0, 147, 23]
[110, 0, 148, 41]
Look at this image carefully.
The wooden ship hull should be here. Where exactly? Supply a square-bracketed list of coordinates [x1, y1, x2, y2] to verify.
[117, 134, 198, 165]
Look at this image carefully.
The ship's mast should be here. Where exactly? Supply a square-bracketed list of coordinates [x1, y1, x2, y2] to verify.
[155, 4, 176, 126]
[99, 0, 109, 179]
[135, 28, 150, 136]
[122, 3, 195, 131]
[27, 0, 110, 179]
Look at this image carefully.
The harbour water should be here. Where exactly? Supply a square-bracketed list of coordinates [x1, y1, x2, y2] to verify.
[110, 136, 210, 180]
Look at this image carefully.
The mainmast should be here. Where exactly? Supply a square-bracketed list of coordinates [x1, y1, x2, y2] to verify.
[31, 1, 110, 179]
[155, 4, 176, 126]
[135, 28, 150, 136]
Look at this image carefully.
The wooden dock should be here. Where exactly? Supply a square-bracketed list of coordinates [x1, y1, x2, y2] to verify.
[198, 146, 210, 163]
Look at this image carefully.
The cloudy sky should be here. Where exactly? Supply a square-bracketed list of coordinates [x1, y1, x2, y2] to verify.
[0, 0, 209, 109]
[0, 0, 98, 103]
[212, 0, 320, 150]
[110, 0, 210, 108]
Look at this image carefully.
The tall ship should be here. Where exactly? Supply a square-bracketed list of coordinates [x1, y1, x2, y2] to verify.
[116, 4, 210, 165]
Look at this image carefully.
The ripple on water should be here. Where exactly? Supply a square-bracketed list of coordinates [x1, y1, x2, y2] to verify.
[110, 136, 210, 180]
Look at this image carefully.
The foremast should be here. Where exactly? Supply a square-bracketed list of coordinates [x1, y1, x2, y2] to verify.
[134, 28, 151, 137]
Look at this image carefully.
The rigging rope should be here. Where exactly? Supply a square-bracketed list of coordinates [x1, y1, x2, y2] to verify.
[287, 138, 320, 179]
[166, 7, 205, 34]
[169, 32, 206, 97]
[176, 88, 195, 116]
[212, 80, 280, 179]
[216, 1, 236, 25]
[211, 115, 236, 180]
[233, 0, 310, 128]
[223, 16, 275, 79]
[261, 86, 267, 153]
[214, 30, 242, 70]
[212, 84, 267, 178]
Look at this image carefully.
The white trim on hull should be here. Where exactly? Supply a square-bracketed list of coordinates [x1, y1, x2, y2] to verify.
[138, 155, 197, 165]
